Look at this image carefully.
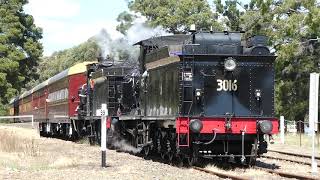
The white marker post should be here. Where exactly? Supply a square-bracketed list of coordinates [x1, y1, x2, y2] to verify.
[100, 104, 108, 168]
[280, 116, 285, 144]
[309, 73, 318, 174]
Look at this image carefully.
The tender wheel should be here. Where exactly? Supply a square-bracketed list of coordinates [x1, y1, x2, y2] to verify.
[176, 155, 184, 167]
[187, 156, 198, 166]
[246, 155, 257, 167]
[187, 151, 198, 166]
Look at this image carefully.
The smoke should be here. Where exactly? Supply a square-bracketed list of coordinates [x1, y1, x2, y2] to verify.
[94, 23, 170, 65]
[111, 139, 142, 154]
[126, 23, 169, 45]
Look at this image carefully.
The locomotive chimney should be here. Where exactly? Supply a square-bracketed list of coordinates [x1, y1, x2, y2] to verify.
[97, 53, 114, 67]
[97, 52, 104, 63]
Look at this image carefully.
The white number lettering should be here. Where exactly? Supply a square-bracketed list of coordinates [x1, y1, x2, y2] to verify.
[216, 79, 237, 91]
[232, 80, 238, 91]
[217, 79, 223, 91]
[223, 80, 228, 91]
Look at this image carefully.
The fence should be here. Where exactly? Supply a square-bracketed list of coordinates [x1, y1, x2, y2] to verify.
[276, 119, 320, 147]
[0, 115, 34, 128]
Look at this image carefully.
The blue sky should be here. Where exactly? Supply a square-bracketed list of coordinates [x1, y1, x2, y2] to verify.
[24, 0, 128, 56]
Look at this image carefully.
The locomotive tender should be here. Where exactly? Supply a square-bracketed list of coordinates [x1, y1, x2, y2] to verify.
[10, 30, 279, 166]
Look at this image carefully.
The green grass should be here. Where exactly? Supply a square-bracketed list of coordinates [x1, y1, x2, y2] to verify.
[273, 133, 320, 148]
[0, 119, 12, 123]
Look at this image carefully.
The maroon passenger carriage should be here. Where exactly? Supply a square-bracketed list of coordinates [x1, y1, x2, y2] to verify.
[9, 62, 96, 137]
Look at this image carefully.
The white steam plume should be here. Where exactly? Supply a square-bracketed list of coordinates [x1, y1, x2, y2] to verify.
[94, 23, 170, 65]
[112, 139, 142, 154]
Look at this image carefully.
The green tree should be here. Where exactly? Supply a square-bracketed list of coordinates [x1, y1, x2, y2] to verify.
[127, 0, 222, 33]
[35, 39, 99, 84]
[241, 0, 320, 121]
[116, 11, 137, 35]
[214, 0, 244, 31]
[0, 0, 42, 114]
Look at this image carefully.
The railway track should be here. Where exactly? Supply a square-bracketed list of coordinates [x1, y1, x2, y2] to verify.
[261, 155, 320, 167]
[268, 149, 320, 160]
[193, 166, 320, 180]
[192, 166, 249, 180]
[254, 167, 320, 180]
[192, 166, 320, 180]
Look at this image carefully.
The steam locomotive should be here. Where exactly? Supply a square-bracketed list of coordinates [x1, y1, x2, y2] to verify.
[10, 30, 278, 166]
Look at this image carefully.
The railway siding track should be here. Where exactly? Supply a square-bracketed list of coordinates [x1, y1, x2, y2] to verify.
[261, 155, 320, 167]
[268, 149, 320, 160]
[255, 167, 320, 180]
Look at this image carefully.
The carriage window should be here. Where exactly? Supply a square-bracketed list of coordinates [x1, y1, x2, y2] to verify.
[48, 88, 69, 102]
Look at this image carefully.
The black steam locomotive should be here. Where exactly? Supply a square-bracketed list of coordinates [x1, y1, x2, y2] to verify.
[77, 30, 278, 166]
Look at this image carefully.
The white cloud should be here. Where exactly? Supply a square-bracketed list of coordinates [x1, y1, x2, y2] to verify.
[25, 0, 80, 18]
[46, 20, 123, 45]
[24, 0, 123, 56]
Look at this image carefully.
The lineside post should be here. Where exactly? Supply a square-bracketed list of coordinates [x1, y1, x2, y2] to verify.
[280, 116, 285, 144]
[309, 73, 318, 174]
[100, 103, 108, 168]
[31, 115, 34, 128]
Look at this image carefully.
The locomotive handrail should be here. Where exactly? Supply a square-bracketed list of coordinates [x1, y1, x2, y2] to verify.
[194, 129, 218, 145]
[200, 69, 216, 77]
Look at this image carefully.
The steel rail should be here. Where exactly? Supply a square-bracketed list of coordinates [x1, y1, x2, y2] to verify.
[255, 167, 319, 180]
[192, 166, 249, 180]
[268, 149, 320, 160]
[261, 155, 320, 167]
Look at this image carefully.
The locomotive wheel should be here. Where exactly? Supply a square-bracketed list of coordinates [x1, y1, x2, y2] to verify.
[187, 156, 198, 166]
[168, 152, 174, 163]
[176, 155, 184, 167]
[143, 146, 150, 157]
[88, 136, 95, 145]
[160, 151, 166, 160]
[246, 140, 258, 167]
[186, 151, 198, 166]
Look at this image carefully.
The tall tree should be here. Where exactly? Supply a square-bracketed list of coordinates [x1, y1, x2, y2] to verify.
[0, 0, 42, 114]
[214, 0, 244, 31]
[127, 0, 222, 33]
[116, 11, 137, 35]
[35, 39, 99, 85]
[240, 0, 320, 121]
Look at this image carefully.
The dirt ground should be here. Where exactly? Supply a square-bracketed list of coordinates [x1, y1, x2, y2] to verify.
[1, 123, 320, 180]
[0, 124, 218, 180]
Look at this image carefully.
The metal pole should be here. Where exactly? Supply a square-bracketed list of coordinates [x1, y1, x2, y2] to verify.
[280, 116, 285, 144]
[309, 73, 318, 174]
[299, 120, 301, 147]
[31, 115, 34, 128]
[100, 104, 107, 168]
